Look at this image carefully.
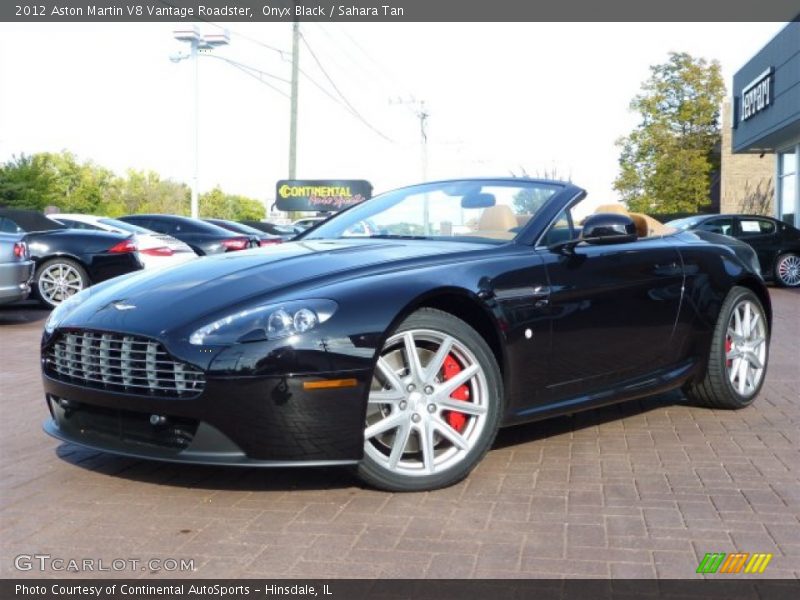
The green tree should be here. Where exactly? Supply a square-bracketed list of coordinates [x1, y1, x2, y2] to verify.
[41, 152, 118, 214]
[199, 186, 264, 221]
[116, 170, 190, 217]
[0, 151, 261, 220]
[614, 52, 725, 214]
[0, 151, 118, 213]
[0, 153, 57, 210]
[511, 166, 570, 214]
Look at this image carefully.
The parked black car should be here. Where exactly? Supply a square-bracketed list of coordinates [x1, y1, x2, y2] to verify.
[239, 220, 300, 241]
[118, 215, 256, 256]
[0, 208, 142, 307]
[203, 219, 283, 246]
[41, 178, 771, 491]
[667, 214, 800, 287]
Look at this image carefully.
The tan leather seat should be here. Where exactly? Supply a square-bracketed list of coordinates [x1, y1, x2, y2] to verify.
[592, 203, 670, 238]
[593, 203, 629, 215]
[628, 213, 649, 238]
[630, 212, 671, 237]
[477, 205, 517, 239]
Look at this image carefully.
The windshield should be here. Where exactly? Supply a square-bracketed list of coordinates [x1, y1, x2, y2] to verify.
[665, 217, 701, 231]
[304, 180, 562, 243]
[98, 218, 152, 234]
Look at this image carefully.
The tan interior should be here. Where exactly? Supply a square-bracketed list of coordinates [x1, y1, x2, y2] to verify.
[591, 203, 672, 238]
[476, 205, 518, 240]
[594, 203, 629, 216]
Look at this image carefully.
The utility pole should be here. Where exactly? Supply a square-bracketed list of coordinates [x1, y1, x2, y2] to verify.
[288, 20, 300, 180]
[417, 100, 429, 182]
[390, 97, 430, 231]
[418, 101, 429, 234]
[390, 97, 429, 182]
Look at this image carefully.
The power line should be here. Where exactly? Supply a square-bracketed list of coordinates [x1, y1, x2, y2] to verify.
[197, 22, 392, 141]
[167, 16, 395, 145]
[216, 25, 290, 59]
[306, 24, 382, 89]
[337, 25, 411, 95]
[203, 54, 291, 99]
[298, 31, 394, 143]
[204, 54, 292, 85]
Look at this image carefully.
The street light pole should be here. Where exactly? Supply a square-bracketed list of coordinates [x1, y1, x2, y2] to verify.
[171, 28, 229, 219]
[190, 35, 199, 219]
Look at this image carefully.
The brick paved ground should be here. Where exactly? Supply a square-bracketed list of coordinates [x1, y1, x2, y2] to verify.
[0, 289, 798, 580]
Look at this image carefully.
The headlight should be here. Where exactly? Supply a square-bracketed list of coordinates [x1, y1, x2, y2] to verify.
[44, 288, 92, 334]
[189, 299, 337, 345]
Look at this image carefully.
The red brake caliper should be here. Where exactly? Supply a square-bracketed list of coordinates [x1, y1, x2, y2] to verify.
[442, 354, 470, 432]
[725, 336, 733, 368]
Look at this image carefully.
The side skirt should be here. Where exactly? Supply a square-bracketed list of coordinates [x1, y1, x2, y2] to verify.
[503, 358, 698, 426]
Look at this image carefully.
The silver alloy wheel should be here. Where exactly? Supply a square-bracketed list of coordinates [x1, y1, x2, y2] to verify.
[725, 299, 767, 397]
[39, 263, 84, 305]
[776, 254, 800, 287]
[364, 328, 490, 477]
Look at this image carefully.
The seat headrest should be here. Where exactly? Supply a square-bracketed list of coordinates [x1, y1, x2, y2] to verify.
[478, 205, 517, 231]
[594, 203, 629, 215]
[627, 213, 649, 238]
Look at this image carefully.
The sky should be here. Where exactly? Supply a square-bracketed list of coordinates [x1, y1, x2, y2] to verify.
[0, 21, 788, 213]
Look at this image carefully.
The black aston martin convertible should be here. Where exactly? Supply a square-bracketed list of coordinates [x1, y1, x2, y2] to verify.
[40, 179, 771, 491]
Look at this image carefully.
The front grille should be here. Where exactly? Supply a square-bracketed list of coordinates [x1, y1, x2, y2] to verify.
[45, 330, 205, 397]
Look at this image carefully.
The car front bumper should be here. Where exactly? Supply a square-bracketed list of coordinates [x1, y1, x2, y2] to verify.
[41, 368, 371, 465]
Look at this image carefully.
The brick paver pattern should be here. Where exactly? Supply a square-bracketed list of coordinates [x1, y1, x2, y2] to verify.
[1, 289, 798, 579]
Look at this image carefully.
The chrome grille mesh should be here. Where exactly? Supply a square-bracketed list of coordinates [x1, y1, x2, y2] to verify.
[45, 331, 205, 397]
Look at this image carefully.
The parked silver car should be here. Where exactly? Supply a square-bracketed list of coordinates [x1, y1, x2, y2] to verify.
[0, 233, 34, 305]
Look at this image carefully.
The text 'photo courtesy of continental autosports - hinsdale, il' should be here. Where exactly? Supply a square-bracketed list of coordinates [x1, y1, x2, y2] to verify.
[40, 178, 772, 492]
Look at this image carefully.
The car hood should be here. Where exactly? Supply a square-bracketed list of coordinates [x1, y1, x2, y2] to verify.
[58, 238, 494, 337]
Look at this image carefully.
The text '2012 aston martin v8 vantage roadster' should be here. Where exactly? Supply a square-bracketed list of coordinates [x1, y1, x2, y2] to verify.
[40, 179, 771, 491]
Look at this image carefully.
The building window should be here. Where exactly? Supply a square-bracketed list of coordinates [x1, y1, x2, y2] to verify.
[777, 147, 798, 226]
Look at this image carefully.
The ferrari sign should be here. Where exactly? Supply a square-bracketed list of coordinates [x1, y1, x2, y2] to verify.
[276, 180, 372, 212]
[740, 67, 773, 122]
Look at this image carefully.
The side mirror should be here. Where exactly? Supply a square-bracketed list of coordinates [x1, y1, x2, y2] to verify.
[581, 213, 637, 245]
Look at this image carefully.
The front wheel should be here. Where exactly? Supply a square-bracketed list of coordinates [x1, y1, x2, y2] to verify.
[685, 286, 769, 409]
[774, 253, 800, 287]
[357, 308, 503, 492]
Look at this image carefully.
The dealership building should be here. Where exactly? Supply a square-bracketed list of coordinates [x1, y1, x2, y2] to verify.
[731, 21, 799, 227]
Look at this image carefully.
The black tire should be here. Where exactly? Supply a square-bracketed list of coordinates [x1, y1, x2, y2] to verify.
[33, 257, 89, 309]
[357, 308, 503, 492]
[684, 286, 769, 409]
[774, 252, 800, 288]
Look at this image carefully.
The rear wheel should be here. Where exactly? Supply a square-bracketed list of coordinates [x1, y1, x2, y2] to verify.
[34, 258, 89, 308]
[774, 253, 800, 287]
[357, 308, 502, 492]
[685, 286, 769, 409]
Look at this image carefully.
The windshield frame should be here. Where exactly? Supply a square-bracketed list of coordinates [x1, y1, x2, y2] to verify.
[299, 178, 571, 245]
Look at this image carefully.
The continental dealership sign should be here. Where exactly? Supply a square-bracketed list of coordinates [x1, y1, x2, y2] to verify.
[276, 180, 372, 212]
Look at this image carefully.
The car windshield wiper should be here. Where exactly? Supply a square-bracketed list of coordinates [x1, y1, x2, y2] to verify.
[367, 234, 432, 240]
